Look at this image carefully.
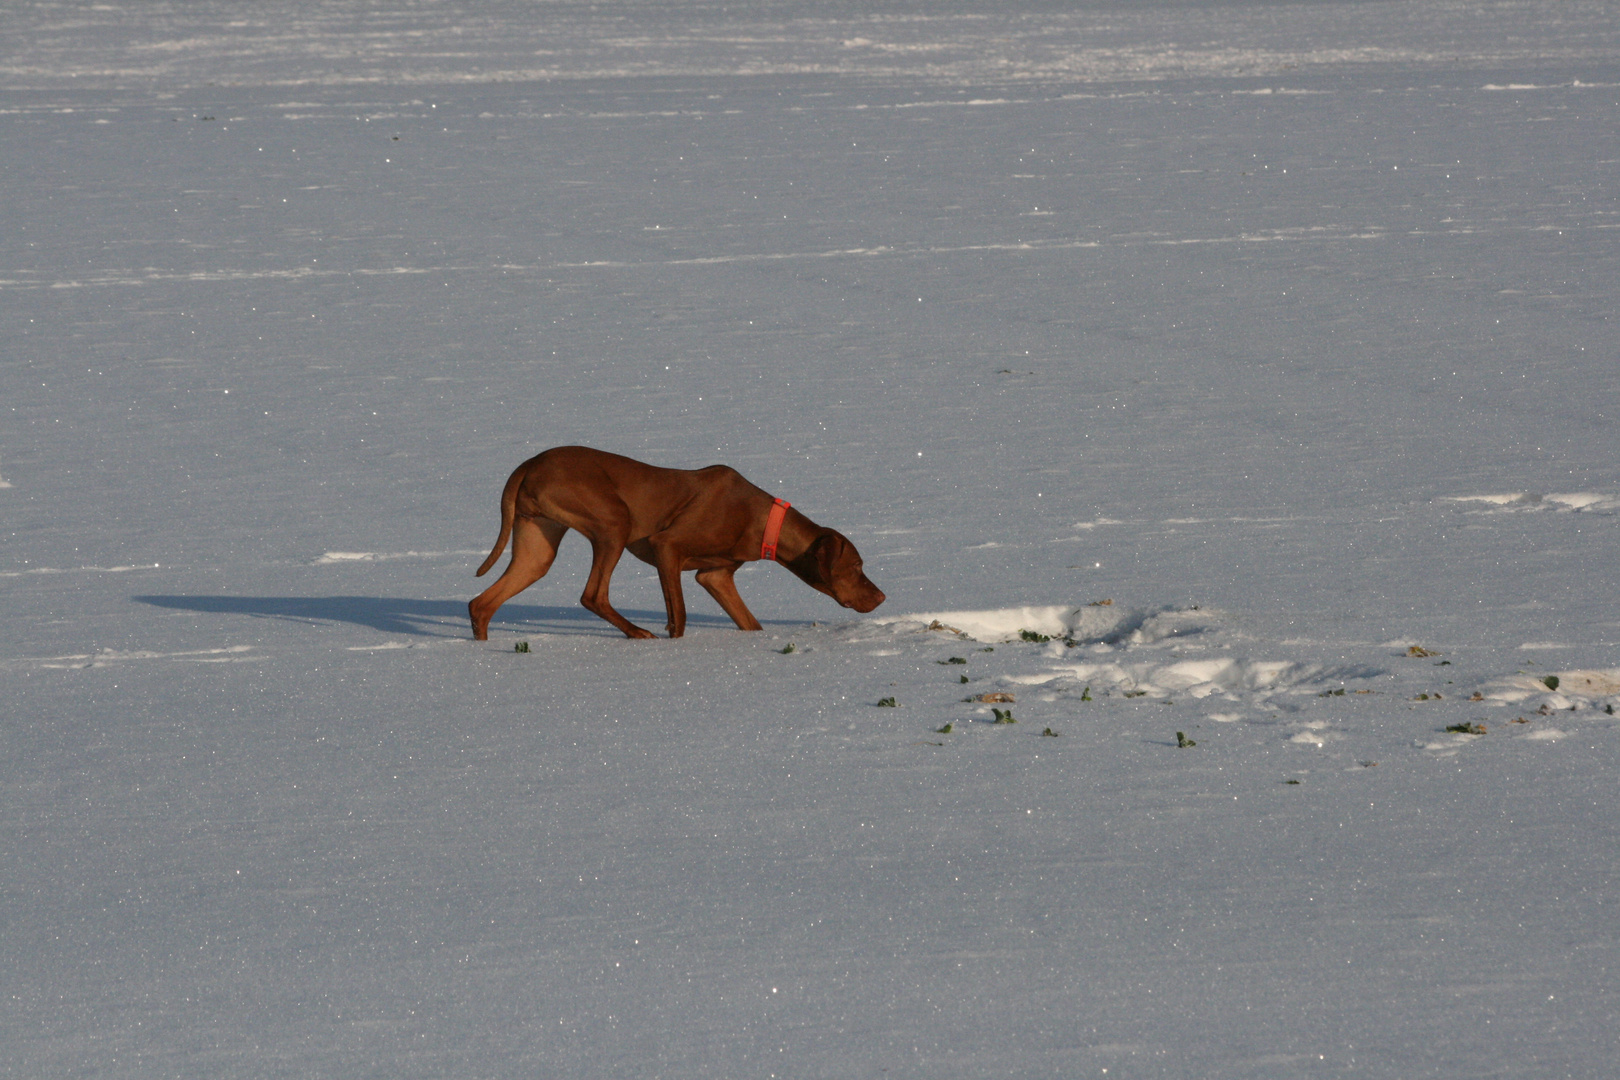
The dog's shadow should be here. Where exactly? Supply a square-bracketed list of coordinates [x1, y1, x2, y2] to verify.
[133, 595, 753, 638]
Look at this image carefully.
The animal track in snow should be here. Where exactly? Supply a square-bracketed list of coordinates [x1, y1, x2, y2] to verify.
[27, 645, 254, 669]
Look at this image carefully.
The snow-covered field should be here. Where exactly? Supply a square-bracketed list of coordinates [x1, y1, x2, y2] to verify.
[4, 2, 1619, 1075]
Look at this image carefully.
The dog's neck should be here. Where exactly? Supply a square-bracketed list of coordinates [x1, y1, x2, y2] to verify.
[760, 497, 790, 560]
[767, 505, 822, 564]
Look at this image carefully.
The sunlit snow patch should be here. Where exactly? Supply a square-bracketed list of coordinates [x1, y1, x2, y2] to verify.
[1550, 670, 1620, 696]
[0, 563, 160, 578]
[1444, 492, 1620, 513]
[1289, 721, 1344, 747]
[1419, 732, 1482, 756]
[315, 549, 484, 564]
[1479, 669, 1620, 710]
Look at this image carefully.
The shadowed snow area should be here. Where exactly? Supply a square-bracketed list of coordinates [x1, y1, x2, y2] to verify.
[4, 1, 1620, 1077]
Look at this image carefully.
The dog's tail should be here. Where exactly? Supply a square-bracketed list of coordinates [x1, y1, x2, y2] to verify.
[474, 465, 524, 576]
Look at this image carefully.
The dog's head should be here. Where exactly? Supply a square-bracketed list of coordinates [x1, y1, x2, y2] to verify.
[784, 530, 885, 613]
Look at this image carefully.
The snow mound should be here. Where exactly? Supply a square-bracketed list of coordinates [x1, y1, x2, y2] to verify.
[870, 603, 1114, 642]
[868, 604, 1340, 699]
[1009, 656, 1311, 699]
[864, 603, 1383, 700]
[868, 603, 1219, 645]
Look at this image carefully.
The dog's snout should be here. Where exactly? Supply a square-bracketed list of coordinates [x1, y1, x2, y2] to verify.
[844, 582, 885, 613]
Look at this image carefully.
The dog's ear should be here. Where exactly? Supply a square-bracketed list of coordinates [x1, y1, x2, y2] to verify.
[812, 531, 849, 578]
[781, 531, 841, 596]
[813, 531, 885, 612]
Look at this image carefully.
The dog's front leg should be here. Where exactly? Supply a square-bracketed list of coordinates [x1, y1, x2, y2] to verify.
[648, 538, 689, 638]
[695, 564, 762, 632]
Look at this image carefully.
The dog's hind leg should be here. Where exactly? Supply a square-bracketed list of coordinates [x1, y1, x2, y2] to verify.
[695, 564, 762, 632]
[468, 517, 565, 640]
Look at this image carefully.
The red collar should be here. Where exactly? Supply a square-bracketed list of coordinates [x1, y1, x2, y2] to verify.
[761, 498, 791, 561]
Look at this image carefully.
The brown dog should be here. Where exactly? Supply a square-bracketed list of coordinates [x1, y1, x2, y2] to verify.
[469, 446, 885, 640]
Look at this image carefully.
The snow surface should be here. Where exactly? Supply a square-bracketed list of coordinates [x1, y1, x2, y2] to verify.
[4, 1, 1619, 1076]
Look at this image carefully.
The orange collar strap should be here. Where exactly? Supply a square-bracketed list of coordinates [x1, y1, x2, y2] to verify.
[761, 498, 791, 561]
